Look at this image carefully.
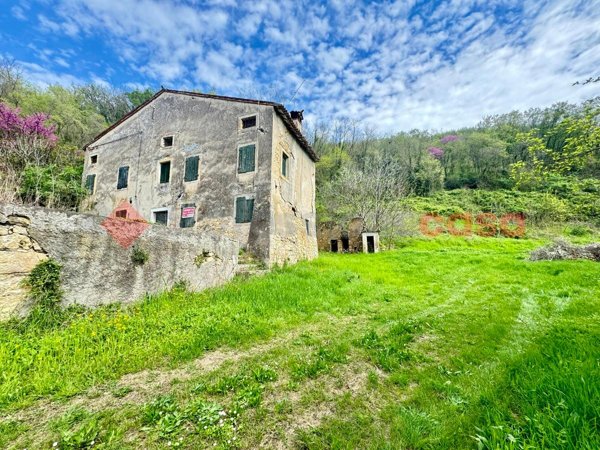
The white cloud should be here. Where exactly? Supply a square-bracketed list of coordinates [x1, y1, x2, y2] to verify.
[11, 6, 28, 21]
[23, 0, 600, 133]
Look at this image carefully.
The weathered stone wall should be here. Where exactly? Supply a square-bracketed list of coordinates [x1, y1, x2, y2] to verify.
[0, 204, 238, 320]
[0, 211, 48, 320]
[82, 92, 274, 262]
[269, 113, 318, 265]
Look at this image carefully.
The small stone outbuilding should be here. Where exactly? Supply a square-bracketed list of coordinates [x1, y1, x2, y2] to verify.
[317, 218, 379, 253]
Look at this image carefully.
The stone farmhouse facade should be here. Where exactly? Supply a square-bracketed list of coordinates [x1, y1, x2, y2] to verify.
[81, 89, 318, 265]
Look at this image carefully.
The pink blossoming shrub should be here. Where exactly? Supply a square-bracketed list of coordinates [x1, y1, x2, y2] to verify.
[0, 102, 60, 203]
[428, 146, 444, 159]
[0, 102, 57, 143]
[440, 134, 459, 144]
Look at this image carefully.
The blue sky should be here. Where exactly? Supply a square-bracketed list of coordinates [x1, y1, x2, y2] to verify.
[1, 0, 600, 132]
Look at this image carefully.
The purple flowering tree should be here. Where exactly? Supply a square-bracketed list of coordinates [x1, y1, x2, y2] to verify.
[0, 102, 58, 202]
[440, 134, 459, 144]
[428, 146, 444, 159]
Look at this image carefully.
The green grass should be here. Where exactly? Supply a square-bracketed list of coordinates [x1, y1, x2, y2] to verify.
[1, 236, 599, 449]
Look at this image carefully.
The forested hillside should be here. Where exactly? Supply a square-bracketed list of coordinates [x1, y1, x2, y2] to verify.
[1, 58, 599, 239]
[310, 97, 600, 237]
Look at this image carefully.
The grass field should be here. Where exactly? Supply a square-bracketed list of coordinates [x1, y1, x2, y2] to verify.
[1, 237, 599, 449]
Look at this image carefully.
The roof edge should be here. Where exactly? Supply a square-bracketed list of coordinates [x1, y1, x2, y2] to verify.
[83, 89, 318, 162]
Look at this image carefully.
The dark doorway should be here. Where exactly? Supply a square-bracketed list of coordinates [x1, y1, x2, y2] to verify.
[341, 237, 349, 252]
[367, 236, 375, 253]
[330, 240, 339, 252]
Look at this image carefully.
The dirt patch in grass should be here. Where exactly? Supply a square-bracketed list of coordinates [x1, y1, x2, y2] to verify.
[4, 314, 365, 450]
[256, 361, 386, 449]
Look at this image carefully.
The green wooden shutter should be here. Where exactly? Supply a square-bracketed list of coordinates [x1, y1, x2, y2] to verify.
[235, 197, 245, 223]
[245, 198, 254, 222]
[160, 161, 170, 183]
[238, 145, 255, 173]
[117, 166, 129, 189]
[184, 156, 199, 182]
[85, 174, 96, 194]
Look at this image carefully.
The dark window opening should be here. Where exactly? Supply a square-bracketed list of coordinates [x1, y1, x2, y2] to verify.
[241, 115, 257, 129]
[235, 197, 254, 223]
[305, 219, 310, 235]
[153, 210, 168, 225]
[117, 166, 129, 189]
[180, 203, 196, 228]
[367, 236, 375, 253]
[162, 136, 173, 147]
[342, 237, 349, 252]
[330, 240, 339, 252]
[238, 144, 256, 173]
[282, 152, 289, 177]
[159, 161, 171, 183]
[90, 155, 98, 164]
[115, 209, 127, 219]
[184, 155, 199, 182]
[85, 174, 96, 194]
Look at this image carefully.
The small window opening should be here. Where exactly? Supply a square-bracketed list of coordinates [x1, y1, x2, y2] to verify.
[115, 209, 127, 219]
[90, 155, 98, 164]
[159, 161, 171, 184]
[282, 152, 289, 177]
[241, 115, 257, 129]
[305, 219, 310, 236]
[153, 210, 168, 225]
[330, 239, 339, 253]
[162, 136, 174, 147]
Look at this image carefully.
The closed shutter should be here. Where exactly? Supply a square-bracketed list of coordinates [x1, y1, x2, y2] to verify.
[85, 174, 96, 194]
[160, 161, 170, 183]
[245, 198, 254, 222]
[117, 166, 129, 189]
[184, 155, 199, 182]
[235, 197, 246, 223]
[238, 145, 256, 173]
[235, 197, 254, 223]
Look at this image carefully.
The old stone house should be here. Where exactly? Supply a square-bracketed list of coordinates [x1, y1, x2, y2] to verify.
[82, 89, 318, 265]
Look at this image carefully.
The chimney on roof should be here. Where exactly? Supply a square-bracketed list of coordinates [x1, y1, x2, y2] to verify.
[290, 110, 304, 132]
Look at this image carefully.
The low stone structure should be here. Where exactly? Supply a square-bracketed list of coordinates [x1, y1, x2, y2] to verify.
[317, 218, 380, 253]
[0, 204, 238, 320]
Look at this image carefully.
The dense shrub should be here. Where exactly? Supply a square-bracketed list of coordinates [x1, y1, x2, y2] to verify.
[405, 188, 598, 225]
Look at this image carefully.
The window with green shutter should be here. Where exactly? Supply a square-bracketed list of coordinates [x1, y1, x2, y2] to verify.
[282, 152, 289, 177]
[238, 144, 256, 173]
[159, 161, 171, 183]
[184, 155, 199, 182]
[85, 174, 96, 194]
[117, 166, 129, 189]
[235, 196, 254, 223]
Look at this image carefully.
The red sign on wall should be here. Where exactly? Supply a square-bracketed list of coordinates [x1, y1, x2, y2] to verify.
[181, 207, 195, 219]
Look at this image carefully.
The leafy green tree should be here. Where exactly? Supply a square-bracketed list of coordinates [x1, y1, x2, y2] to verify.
[75, 84, 132, 124]
[126, 88, 156, 108]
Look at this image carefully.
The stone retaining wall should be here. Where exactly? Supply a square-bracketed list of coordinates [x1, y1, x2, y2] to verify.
[0, 204, 239, 320]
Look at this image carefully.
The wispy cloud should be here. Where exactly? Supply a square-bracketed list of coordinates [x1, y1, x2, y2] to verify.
[3, 0, 600, 132]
